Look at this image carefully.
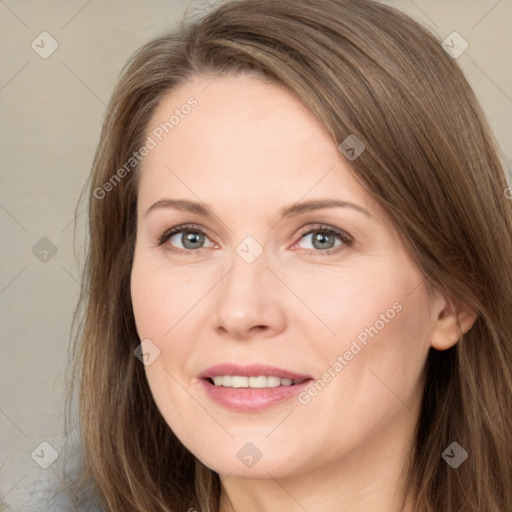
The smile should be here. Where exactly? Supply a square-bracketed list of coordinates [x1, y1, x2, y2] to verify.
[209, 375, 308, 388]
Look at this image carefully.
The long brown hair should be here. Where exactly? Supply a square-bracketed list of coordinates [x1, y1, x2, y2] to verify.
[67, 0, 512, 510]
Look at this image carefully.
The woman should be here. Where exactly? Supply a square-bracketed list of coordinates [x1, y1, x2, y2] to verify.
[67, 0, 512, 510]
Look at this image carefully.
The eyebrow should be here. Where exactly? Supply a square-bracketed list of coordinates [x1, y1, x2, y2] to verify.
[144, 198, 372, 220]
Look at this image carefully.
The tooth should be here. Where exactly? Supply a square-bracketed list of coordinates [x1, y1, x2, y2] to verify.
[248, 376, 268, 388]
[210, 375, 301, 388]
[232, 376, 249, 388]
[266, 376, 281, 387]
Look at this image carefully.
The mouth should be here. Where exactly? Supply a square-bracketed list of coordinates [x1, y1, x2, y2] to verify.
[198, 364, 314, 411]
[198, 363, 313, 385]
[204, 375, 311, 388]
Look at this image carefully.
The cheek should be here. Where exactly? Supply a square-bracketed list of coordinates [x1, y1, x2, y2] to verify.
[278, 255, 418, 349]
[130, 256, 207, 340]
[295, 256, 431, 418]
[130, 262, 199, 442]
[130, 257, 211, 418]
[306, 273, 431, 433]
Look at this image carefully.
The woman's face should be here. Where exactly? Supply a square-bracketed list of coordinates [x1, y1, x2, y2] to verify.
[130, 73, 438, 479]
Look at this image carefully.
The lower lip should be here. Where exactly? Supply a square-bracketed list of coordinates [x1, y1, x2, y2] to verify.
[199, 378, 313, 412]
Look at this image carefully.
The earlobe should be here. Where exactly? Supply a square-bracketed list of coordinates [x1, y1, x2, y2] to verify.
[430, 296, 478, 351]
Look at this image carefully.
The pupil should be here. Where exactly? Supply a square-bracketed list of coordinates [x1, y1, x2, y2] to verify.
[183, 231, 204, 249]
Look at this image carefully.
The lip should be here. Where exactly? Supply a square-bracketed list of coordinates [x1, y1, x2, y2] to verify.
[198, 363, 313, 412]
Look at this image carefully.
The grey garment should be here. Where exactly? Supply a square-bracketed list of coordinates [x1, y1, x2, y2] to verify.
[2, 446, 102, 512]
[3, 474, 102, 512]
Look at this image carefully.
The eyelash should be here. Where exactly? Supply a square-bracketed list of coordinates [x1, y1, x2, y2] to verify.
[157, 223, 353, 256]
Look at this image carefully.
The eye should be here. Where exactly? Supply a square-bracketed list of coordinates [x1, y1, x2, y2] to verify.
[158, 224, 215, 253]
[294, 225, 353, 255]
[157, 223, 353, 256]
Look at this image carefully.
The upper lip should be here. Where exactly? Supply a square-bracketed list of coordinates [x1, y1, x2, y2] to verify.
[199, 363, 313, 382]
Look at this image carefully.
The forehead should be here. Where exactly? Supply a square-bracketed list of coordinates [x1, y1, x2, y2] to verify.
[137, 73, 375, 218]
[144, 73, 333, 161]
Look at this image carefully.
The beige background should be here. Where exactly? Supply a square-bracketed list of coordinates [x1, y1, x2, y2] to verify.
[1, 0, 511, 509]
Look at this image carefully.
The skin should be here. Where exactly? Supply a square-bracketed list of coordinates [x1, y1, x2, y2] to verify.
[130, 73, 477, 512]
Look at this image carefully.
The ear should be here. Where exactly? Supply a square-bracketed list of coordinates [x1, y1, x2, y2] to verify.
[430, 294, 478, 351]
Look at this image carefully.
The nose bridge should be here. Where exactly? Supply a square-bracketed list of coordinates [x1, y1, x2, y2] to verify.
[234, 234, 265, 267]
[224, 234, 268, 297]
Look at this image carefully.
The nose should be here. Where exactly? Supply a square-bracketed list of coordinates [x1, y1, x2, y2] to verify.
[211, 248, 287, 341]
